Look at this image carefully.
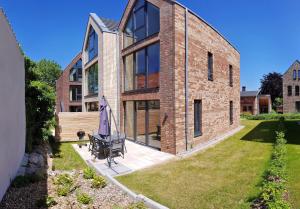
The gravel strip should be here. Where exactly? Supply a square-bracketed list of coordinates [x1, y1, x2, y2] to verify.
[0, 170, 141, 209]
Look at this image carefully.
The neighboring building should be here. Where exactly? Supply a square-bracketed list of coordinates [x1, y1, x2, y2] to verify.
[0, 8, 25, 201]
[240, 86, 272, 115]
[119, 0, 240, 154]
[81, 13, 119, 127]
[283, 60, 300, 113]
[56, 53, 82, 113]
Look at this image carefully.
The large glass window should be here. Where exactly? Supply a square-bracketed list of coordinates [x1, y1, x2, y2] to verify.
[86, 63, 98, 95]
[124, 100, 160, 149]
[69, 86, 82, 102]
[124, 42, 160, 91]
[123, 0, 160, 48]
[87, 27, 98, 62]
[69, 59, 82, 82]
[194, 100, 202, 137]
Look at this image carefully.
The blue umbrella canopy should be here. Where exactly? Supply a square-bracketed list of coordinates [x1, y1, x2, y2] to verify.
[98, 97, 110, 137]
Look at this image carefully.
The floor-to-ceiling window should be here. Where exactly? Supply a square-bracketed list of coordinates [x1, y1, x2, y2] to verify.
[124, 100, 160, 149]
[85, 63, 98, 96]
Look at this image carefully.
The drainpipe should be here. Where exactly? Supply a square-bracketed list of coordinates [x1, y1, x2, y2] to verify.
[185, 8, 189, 151]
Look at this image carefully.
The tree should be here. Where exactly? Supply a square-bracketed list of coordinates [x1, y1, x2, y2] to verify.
[33, 59, 62, 88]
[260, 72, 283, 104]
[25, 57, 59, 152]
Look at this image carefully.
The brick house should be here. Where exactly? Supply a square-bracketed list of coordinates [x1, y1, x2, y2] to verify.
[240, 86, 272, 115]
[283, 60, 300, 113]
[81, 13, 119, 127]
[56, 53, 82, 112]
[119, 0, 240, 154]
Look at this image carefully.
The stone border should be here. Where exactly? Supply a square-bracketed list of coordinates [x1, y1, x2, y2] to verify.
[178, 125, 245, 158]
[85, 160, 169, 209]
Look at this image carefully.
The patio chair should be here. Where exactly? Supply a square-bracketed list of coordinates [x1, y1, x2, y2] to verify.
[88, 134, 94, 152]
[106, 133, 126, 166]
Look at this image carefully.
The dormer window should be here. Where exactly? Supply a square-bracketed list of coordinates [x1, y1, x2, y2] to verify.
[87, 27, 98, 62]
[124, 0, 160, 48]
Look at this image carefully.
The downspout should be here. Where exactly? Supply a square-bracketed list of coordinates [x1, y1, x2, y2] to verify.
[116, 32, 120, 130]
[185, 8, 189, 151]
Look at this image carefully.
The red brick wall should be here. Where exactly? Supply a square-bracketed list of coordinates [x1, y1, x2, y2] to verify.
[56, 53, 82, 113]
[119, 0, 240, 155]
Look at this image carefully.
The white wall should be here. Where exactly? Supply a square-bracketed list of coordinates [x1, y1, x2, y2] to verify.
[0, 9, 25, 201]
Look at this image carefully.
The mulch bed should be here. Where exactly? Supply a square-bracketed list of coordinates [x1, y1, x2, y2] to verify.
[0, 170, 139, 209]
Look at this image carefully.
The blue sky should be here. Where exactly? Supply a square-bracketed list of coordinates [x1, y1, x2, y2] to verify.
[1, 0, 300, 90]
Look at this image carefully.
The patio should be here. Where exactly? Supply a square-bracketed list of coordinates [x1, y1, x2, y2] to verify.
[72, 140, 175, 177]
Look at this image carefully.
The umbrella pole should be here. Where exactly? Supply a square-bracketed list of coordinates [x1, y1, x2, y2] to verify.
[109, 108, 112, 167]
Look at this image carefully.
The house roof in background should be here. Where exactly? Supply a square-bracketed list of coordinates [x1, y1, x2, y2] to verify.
[283, 60, 300, 76]
[240, 91, 259, 97]
[90, 13, 119, 33]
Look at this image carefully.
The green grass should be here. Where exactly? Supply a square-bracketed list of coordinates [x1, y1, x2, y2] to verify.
[51, 142, 87, 171]
[117, 120, 278, 209]
[285, 121, 300, 208]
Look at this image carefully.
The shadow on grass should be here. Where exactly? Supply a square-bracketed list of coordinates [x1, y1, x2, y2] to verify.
[241, 120, 300, 145]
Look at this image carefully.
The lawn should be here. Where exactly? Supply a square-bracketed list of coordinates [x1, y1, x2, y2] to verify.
[51, 141, 87, 171]
[285, 121, 300, 208]
[117, 120, 278, 209]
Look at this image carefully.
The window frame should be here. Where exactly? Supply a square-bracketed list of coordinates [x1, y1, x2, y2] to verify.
[87, 27, 98, 62]
[230, 101, 234, 125]
[123, 0, 160, 48]
[288, 86, 292, 96]
[293, 70, 297, 80]
[194, 100, 202, 137]
[296, 86, 300, 96]
[124, 42, 160, 92]
[86, 63, 98, 96]
[229, 64, 233, 87]
[208, 52, 213, 81]
[69, 85, 82, 102]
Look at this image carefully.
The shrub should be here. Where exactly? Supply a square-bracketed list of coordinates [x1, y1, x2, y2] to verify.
[127, 202, 147, 209]
[54, 173, 73, 186]
[83, 168, 96, 179]
[57, 185, 71, 196]
[252, 120, 291, 208]
[76, 192, 93, 205]
[243, 113, 300, 121]
[36, 196, 57, 207]
[91, 176, 107, 189]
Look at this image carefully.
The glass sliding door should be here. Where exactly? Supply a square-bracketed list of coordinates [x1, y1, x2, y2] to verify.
[136, 101, 146, 144]
[124, 100, 160, 149]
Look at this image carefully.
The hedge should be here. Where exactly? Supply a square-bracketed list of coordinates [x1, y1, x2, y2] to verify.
[241, 113, 300, 120]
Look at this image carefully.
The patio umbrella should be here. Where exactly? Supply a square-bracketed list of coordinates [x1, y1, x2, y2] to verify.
[98, 97, 110, 137]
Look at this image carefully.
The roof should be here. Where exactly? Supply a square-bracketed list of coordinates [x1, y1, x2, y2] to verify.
[119, 0, 239, 53]
[90, 13, 119, 33]
[240, 91, 259, 97]
[283, 60, 300, 76]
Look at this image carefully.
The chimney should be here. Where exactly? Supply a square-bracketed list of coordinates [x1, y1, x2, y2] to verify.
[242, 86, 246, 92]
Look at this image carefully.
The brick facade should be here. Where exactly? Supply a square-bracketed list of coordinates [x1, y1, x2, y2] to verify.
[56, 53, 82, 113]
[119, 0, 240, 155]
[283, 60, 300, 113]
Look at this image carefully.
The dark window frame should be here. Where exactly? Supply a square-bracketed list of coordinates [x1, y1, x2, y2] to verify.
[87, 27, 98, 62]
[86, 62, 98, 96]
[69, 59, 83, 82]
[288, 86, 292, 96]
[298, 70, 300, 80]
[124, 42, 160, 92]
[194, 100, 202, 137]
[123, 0, 160, 48]
[296, 101, 300, 112]
[229, 64, 233, 87]
[293, 70, 297, 80]
[230, 101, 234, 125]
[296, 86, 300, 96]
[69, 85, 82, 102]
[208, 52, 213, 81]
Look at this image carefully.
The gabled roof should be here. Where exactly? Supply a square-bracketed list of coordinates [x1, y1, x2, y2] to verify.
[241, 91, 259, 97]
[119, 0, 239, 53]
[90, 13, 119, 33]
[283, 60, 300, 76]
